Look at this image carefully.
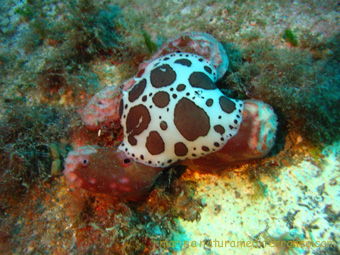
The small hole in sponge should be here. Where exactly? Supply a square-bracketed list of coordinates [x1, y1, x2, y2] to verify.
[124, 158, 131, 165]
[82, 159, 89, 166]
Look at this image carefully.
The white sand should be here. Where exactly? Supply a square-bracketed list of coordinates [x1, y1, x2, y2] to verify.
[170, 141, 340, 254]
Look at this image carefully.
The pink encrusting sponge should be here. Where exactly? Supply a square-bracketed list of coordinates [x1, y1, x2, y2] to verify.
[81, 86, 122, 130]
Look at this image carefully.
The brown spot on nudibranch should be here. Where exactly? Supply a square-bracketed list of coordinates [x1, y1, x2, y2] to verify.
[146, 131, 165, 155]
[202, 146, 209, 151]
[204, 65, 212, 74]
[150, 64, 176, 88]
[128, 79, 146, 102]
[214, 125, 225, 135]
[152, 91, 170, 108]
[219, 96, 236, 114]
[126, 104, 151, 146]
[176, 84, 186, 91]
[206, 98, 213, 107]
[174, 58, 192, 67]
[160, 121, 168, 130]
[174, 142, 188, 156]
[174, 98, 210, 141]
[189, 72, 216, 90]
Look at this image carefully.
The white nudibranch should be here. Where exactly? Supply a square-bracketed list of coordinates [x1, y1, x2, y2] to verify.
[119, 53, 244, 167]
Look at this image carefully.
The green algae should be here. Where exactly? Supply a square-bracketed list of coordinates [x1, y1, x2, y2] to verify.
[2, 0, 121, 99]
[142, 29, 158, 54]
[282, 28, 298, 46]
[223, 35, 340, 145]
[0, 101, 74, 192]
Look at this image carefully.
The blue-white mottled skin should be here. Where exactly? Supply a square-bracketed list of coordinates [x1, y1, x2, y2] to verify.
[119, 53, 244, 167]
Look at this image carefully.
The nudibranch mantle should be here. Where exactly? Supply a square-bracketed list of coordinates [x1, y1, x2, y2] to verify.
[119, 52, 244, 167]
